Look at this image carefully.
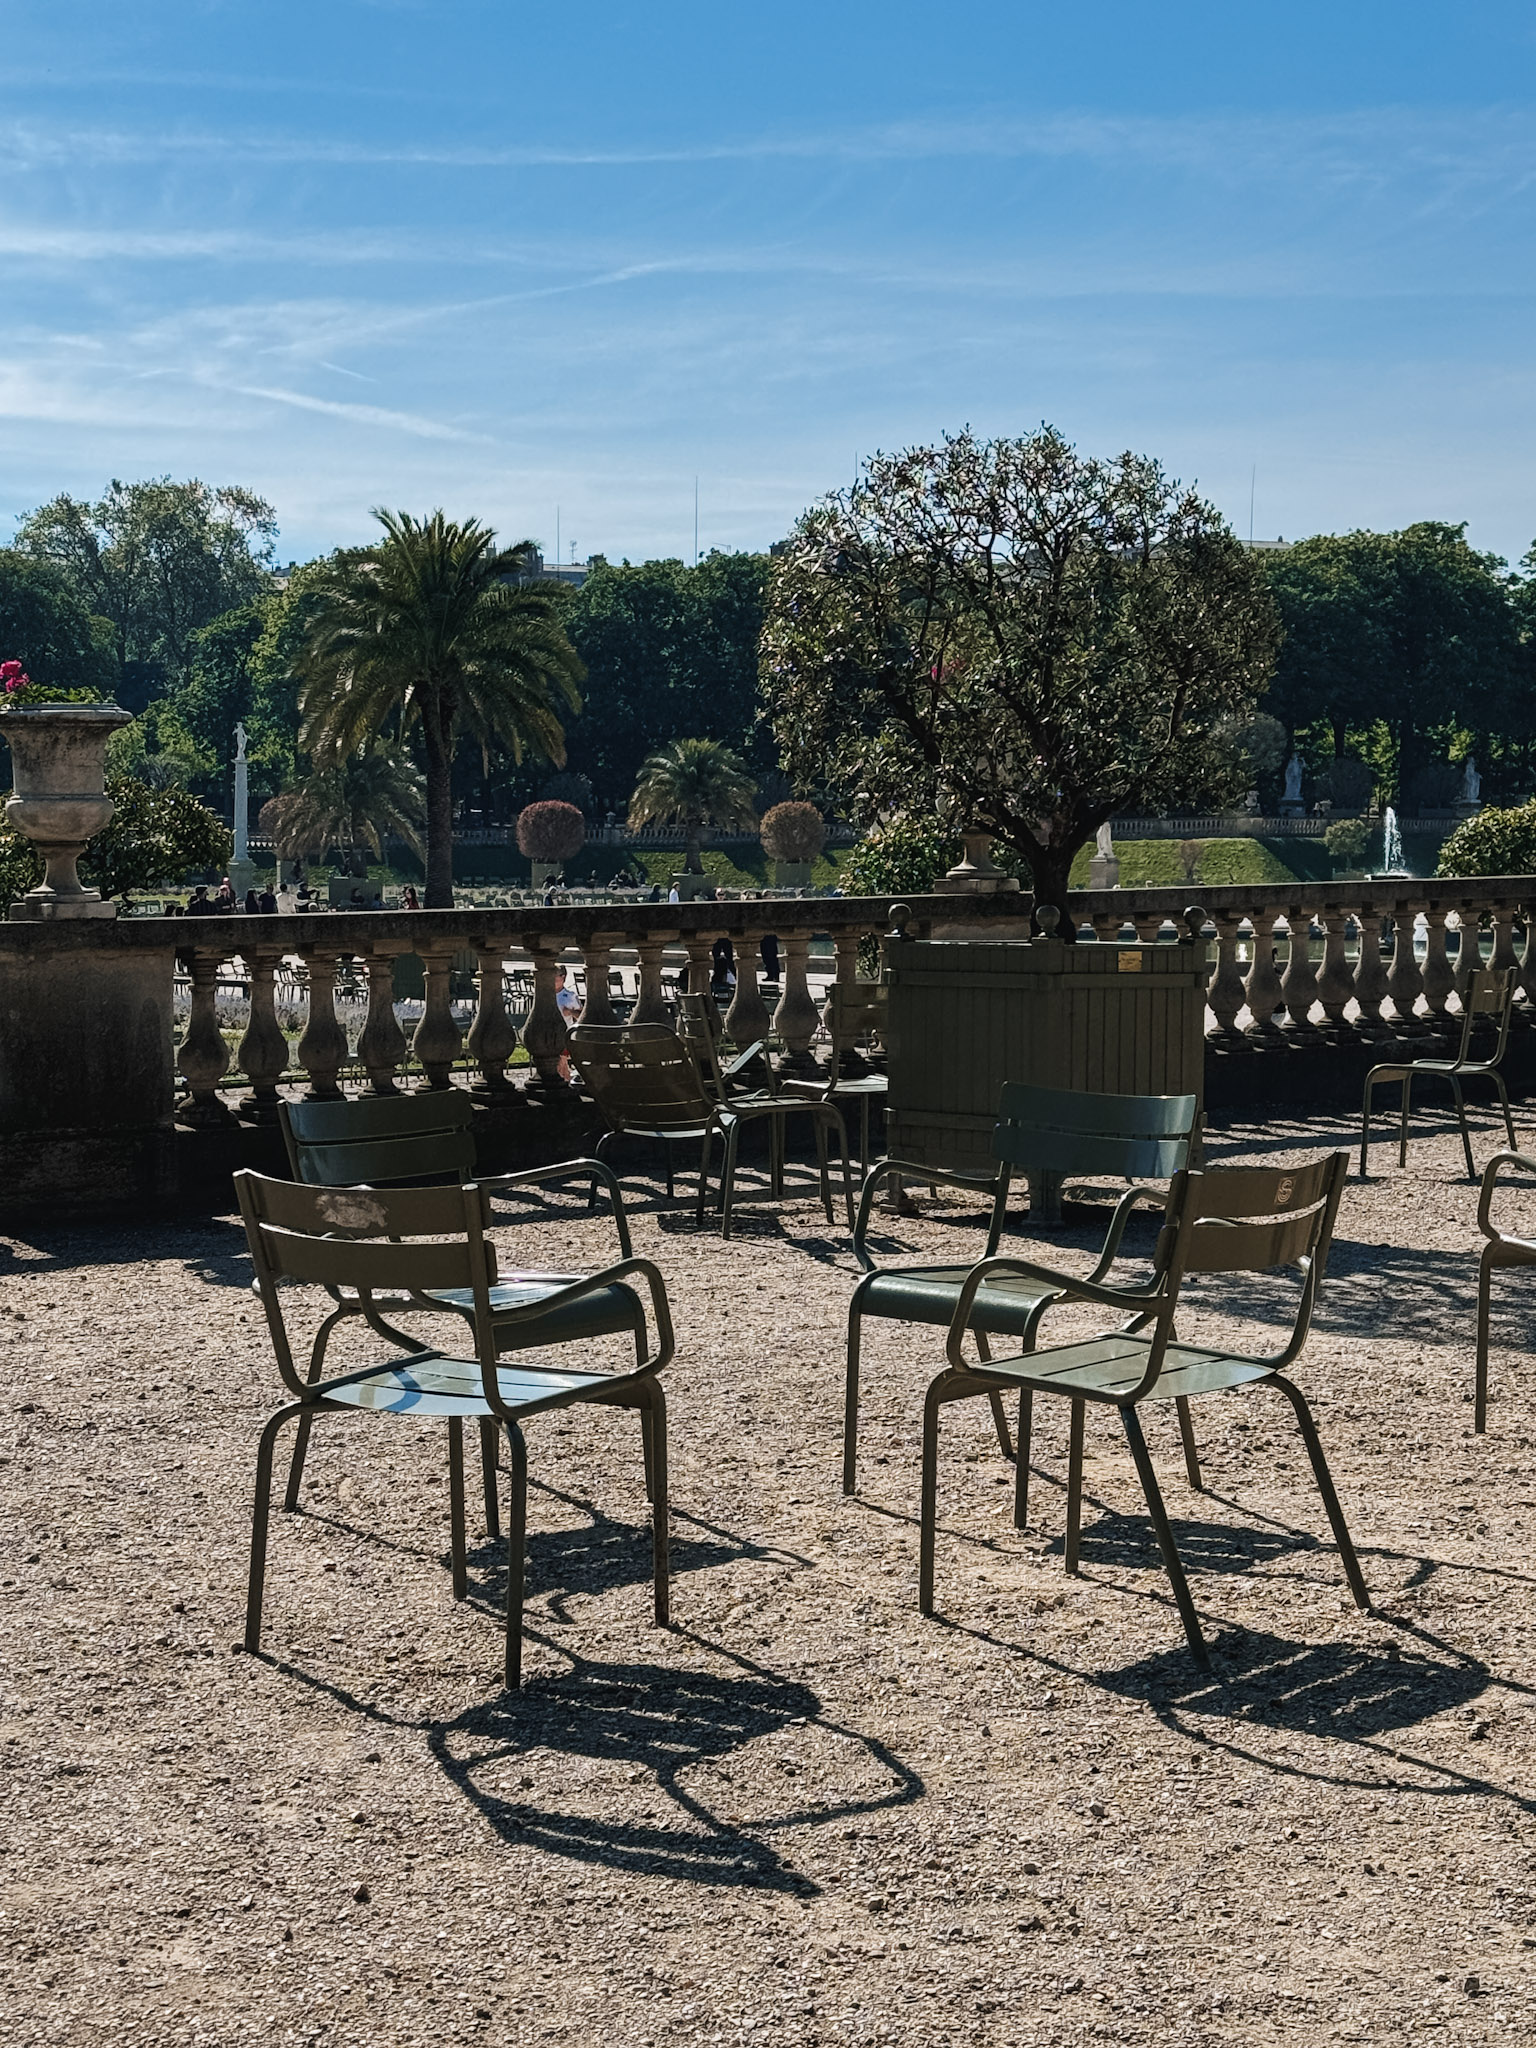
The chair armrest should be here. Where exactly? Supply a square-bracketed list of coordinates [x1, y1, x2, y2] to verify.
[1477, 1150, 1536, 1240]
[476, 1256, 675, 1417]
[944, 1253, 1167, 1369]
[722, 1040, 766, 1078]
[853, 1155, 1007, 1270]
[1082, 1182, 1173, 1283]
[475, 1158, 633, 1260]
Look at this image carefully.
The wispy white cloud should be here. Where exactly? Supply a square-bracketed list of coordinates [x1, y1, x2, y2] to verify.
[224, 382, 488, 441]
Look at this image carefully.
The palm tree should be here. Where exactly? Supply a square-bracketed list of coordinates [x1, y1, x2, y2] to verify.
[261, 746, 425, 876]
[298, 510, 584, 905]
[628, 737, 757, 874]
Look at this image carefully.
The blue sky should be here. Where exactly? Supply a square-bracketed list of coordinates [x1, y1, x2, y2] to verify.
[4, 2, 1536, 566]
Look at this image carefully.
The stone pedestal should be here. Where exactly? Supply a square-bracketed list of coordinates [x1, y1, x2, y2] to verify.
[934, 831, 1021, 896]
[1088, 854, 1121, 890]
[226, 856, 261, 901]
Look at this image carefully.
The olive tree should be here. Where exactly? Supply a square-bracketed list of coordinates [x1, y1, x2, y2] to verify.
[761, 428, 1280, 924]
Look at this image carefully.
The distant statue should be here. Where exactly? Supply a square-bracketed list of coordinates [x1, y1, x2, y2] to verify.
[1095, 821, 1113, 861]
[1282, 753, 1303, 805]
[234, 721, 247, 763]
[1461, 756, 1481, 805]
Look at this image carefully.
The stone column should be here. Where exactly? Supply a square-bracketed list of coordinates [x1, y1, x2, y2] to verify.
[296, 946, 348, 1099]
[683, 932, 714, 999]
[237, 949, 290, 1121]
[576, 935, 619, 1027]
[629, 934, 672, 1026]
[725, 932, 773, 1046]
[413, 942, 464, 1089]
[1205, 911, 1250, 1046]
[1384, 903, 1428, 1034]
[1351, 908, 1392, 1039]
[521, 939, 568, 1087]
[1278, 905, 1322, 1038]
[176, 949, 233, 1126]
[1242, 910, 1286, 1042]
[1420, 908, 1456, 1023]
[1488, 901, 1522, 988]
[358, 945, 409, 1094]
[1315, 908, 1357, 1041]
[772, 933, 822, 1077]
[466, 940, 517, 1094]
[1452, 911, 1483, 1003]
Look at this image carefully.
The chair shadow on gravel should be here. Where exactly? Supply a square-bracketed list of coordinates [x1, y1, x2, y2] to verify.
[1065, 1504, 1309, 1578]
[427, 1638, 923, 1895]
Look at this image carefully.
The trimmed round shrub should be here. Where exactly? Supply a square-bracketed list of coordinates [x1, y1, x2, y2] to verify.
[760, 800, 826, 863]
[1438, 800, 1536, 878]
[1323, 816, 1370, 870]
[516, 800, 585, 864]
[842, 816, 956, 897]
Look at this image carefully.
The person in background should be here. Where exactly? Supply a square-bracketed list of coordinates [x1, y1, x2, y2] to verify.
[760, 931, 781, 984]
[244, 888, 261, 915]
[554, 964, 581, 1083]
[710, 936, 736, 996]
[667, 883, 680, 904]
[295, 881, 314, 912]
[401, 885, 420, 911]
[215, 878, 236, 912]
[258, 883, 278, 914]
[184, 885, 216, 917]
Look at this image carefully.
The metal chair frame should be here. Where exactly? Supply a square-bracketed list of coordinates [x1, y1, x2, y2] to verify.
[1474, 1147, 1536, 1432]
[236, 1171, 674, 1687]
[1361, 967, 1518, 1180]
[843, 1083, 1199, 1495]
[918, 1151, 1366, 1665]
[783, 981, 890, 1166]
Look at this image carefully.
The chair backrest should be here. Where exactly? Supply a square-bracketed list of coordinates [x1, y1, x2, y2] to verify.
[280, 1089, 476, 1188]
[1132, 1152, 1348, 1394]
[234, 1171, 496, 1391]
[993, 1083, 1198, 1180]
[826, 982, 887, 1077]
[569, 1023, 713, 1130]
[1457, 966, 1517, 1066]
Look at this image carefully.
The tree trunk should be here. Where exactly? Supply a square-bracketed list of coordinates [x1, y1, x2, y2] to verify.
[1026, 840, 1080, 940]
[422, 701, 455, 909]
[685, 818, 704, 874]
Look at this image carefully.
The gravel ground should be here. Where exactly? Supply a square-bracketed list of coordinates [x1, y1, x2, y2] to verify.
[5, 1108, 1536, 2047]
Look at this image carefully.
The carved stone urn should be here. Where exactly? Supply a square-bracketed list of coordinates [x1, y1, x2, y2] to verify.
[1, 703, 133, 919]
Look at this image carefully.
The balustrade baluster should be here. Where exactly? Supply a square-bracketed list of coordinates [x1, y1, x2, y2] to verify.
[1131, 911, 1166, 946]
[1516, 905, 1536, 1011]
[175, 947, 233, 1125]
[1315, 909, 1356, 1040]
[684, 933, 714, 1000]
[358, 945, 409, 1093]
[1488, 901, 1521, 989]
[521, 939, 568, 1087]
[629, 934, 671, 1025]
[412, 942, 464, 1089]
[1279, 903, 1322, 1038]
[1242, 909, 1286, 1041]
[466, 938, 517, 1093]
[237, 948, 290, 1119]
[773, 933, 822, 1077]
[1205, 911, 1249, 1044]
[1452, 911, 1484, 1002]
[1089, 911, 1118, 945]
[1420, 907, 1456, 1022]
[1384, 900, 1428, 1034]
[576, 935, 619, 1028]
[822, 930, 862, 1026]
[1351, 908, 1392, 1038]
[725, 931, 774, 1045]
[296, 947, 349, 1098]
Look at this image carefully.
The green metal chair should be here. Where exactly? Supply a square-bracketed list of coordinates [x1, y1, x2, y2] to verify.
[843, 1083, 1199, 1495]
[278, 1091, 644, 1534]
[571, 1021, 855, 1238]
[235, 1171, 674, 1687]
[918, 1151, 1364, 1665]
[1360, 967, 1518, 1181]
[1474, 1147, 1536, 1432]
[783, 982, 889, 1165]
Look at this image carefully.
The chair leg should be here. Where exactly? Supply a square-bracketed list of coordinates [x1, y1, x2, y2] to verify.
[812, 1113, 832, 1224]
[1359, 1080, 1373, 1178]
[1397, 1074, 1412, 1168]
[479, 1416, 501, 1537]
[282, 1304, 349, 1511]
[1475, 1248, 1494, 1434]
[843, 1305, 863, 1495]
[504, 1421, 528, 1690]
[1175, 1396, 1203, 1490]
[919, 1375, 945, 1616]
[1494, 1072, 1517, 1153]
[1013, 1390, 1033, 1530]
[246, 1401, 305, 1653]
[592, 1132, 613, 1212]
[770, 1113, 785, 1199]
[645, 1383, 670, 1626]
[1269, 1374, 1371, 1611]
[1450, 1076, 1475, 1180]
[1119, 1403, 1207, 1665]
[974, 1331, 1014, 1460]
[1064, 1398, 1085, 1575]
[447, 1419, 468, 1601]
[666, 1136, 676, 1202]
[720, 1123, 741, 1239]
[831, 1110, 857, 1233]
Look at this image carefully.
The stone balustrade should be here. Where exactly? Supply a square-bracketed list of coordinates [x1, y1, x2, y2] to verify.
[5, 874, 1536, 1221]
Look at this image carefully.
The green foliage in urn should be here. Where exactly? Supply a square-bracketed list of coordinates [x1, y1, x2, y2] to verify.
[1437, 800, 1536, 879]
[298, 511, 583, 907]
[760, 428, 1280, 928]
[516, 799, 586, 866]
[0, 774, 231, 910]
[759, 800, 826, 863]
[628, 737, 757, 874]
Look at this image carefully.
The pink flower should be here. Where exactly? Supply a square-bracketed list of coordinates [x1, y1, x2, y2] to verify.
[0, 659, 32, 692]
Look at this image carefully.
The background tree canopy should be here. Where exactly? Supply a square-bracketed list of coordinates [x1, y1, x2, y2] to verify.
[0, 552, 115, 697]
[761, 428, 1279, 920]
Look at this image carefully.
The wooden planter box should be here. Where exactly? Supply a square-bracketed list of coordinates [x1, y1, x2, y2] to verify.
[885, 929, 1207, 1178]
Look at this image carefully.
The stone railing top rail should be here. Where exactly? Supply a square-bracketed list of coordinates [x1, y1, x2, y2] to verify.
[4, 873, 1536, 956]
